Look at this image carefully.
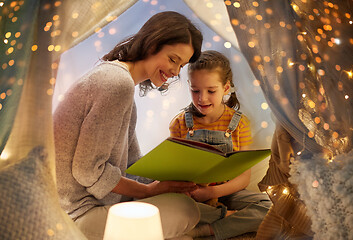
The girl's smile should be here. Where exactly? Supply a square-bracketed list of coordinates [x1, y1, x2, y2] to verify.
[189, 69, 230, 123]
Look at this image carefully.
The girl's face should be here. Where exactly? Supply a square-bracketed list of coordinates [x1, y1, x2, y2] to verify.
[144, 43, 194, 87]
[189, 69, 230, 118]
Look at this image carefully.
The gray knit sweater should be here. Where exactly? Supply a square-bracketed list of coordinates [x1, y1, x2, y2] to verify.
[53, 61, 141, 220]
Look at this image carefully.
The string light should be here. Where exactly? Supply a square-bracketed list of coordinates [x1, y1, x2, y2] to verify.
[312, 180, 319, 188]
[0, 149, 9, 160]
[334, 38, 341, 45]
[345, 70, 352, 78]
[297, 131, 307, 156]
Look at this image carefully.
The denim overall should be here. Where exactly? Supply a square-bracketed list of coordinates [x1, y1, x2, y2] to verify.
[185, 110, 242, 153]
[185, 110, 272, 239]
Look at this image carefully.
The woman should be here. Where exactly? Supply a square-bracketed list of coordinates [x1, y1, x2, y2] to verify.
[53, 11, 203, 240]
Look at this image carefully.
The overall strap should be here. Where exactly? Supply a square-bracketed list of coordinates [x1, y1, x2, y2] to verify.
[184, 111, 195, 136]
[225, 111, 242, 137]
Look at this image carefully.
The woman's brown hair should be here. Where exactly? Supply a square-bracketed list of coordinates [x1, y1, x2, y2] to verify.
[102, 11, 203, 96]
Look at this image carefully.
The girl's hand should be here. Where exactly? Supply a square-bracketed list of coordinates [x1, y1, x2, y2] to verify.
[189, 185, 214, 202]
[146, 180, 198, 197]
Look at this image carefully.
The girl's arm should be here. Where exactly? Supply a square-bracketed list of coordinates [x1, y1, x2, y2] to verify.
[190, 145, 251, 202]
[190, 170, 251, 202]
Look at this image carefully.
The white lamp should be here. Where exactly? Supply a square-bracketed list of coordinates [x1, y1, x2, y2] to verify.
[103, 202, 164, 240]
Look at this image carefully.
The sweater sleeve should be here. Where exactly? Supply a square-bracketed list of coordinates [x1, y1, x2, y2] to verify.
[69, 66, 135, 199]
[127, 103, 142, 168]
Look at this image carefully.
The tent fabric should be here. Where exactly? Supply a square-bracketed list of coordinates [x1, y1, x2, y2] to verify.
[225, 0, 353, 155]
[0, 0, 135, 238]
[183, 0, 239, 49]
[225, 0, 353, 238]
[0, 0, 137, 166]
[0, 0, 352, 238]
[52, 0, 138, 53]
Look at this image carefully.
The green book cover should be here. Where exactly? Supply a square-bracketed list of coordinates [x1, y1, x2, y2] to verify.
[126, 137, 271, 184]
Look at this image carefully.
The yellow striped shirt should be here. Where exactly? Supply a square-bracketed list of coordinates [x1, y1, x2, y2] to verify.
[169, 106, 253, 151]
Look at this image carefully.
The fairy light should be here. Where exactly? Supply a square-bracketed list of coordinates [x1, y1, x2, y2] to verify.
[206, 2, 213, 8]
[261, 121, 268, 128]
[233, 2, 240, 8]
[224, 42, 232, 48]
[327, 152, 334, 163]
[266, 186, 273, 194]
[312, 180, 319, 188]
[261, 102, 269, 109]
[334, 38, 341, 45]
[345, 70, 352, 78]
[308, 63, 314, 71]
[296, 131, 307, 156]
[0, 149, 10, 160]
[213, 35, 221, 42]
[282, 188, 289, 195]
[291, 3, 299, 13]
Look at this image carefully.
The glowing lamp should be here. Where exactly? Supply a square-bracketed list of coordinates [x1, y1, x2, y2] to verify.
[103, 202, 164, 240]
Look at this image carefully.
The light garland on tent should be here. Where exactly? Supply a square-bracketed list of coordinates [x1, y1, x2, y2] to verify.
[225, 0, 352, 239]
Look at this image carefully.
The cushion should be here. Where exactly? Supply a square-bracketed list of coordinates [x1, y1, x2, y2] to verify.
[0, 146, 87, 239]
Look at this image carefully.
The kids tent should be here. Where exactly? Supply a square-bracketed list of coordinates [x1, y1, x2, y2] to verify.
[0, 0, 352, 239]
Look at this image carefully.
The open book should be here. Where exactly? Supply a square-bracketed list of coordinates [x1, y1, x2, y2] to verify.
[126, 137, 271, 184]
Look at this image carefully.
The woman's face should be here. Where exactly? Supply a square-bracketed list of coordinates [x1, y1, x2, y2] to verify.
[144, 43, 194, 87]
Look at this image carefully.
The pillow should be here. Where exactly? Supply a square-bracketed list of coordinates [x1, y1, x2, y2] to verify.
[0, 146, 87, 240]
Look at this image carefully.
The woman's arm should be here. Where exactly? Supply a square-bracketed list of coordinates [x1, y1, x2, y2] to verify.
[112, 177, 198, 199]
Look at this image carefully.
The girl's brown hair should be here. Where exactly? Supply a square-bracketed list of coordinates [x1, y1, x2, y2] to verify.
[186, 50, 240, 117]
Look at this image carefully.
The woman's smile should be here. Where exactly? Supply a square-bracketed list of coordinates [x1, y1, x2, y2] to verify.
[160, 70, 169, 83]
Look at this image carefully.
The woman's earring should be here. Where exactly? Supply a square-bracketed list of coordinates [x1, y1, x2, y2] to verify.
[157, 75, 179, 92]
[158, 82, 169, 91]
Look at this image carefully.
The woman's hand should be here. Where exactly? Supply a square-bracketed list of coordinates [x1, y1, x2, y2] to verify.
[112, 177, 198, 199]
[146, 180, 198, 198]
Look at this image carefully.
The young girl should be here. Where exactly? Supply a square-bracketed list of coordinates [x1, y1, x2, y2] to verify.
[169, 50, 271, 240]
[54, 11, 203, 240]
